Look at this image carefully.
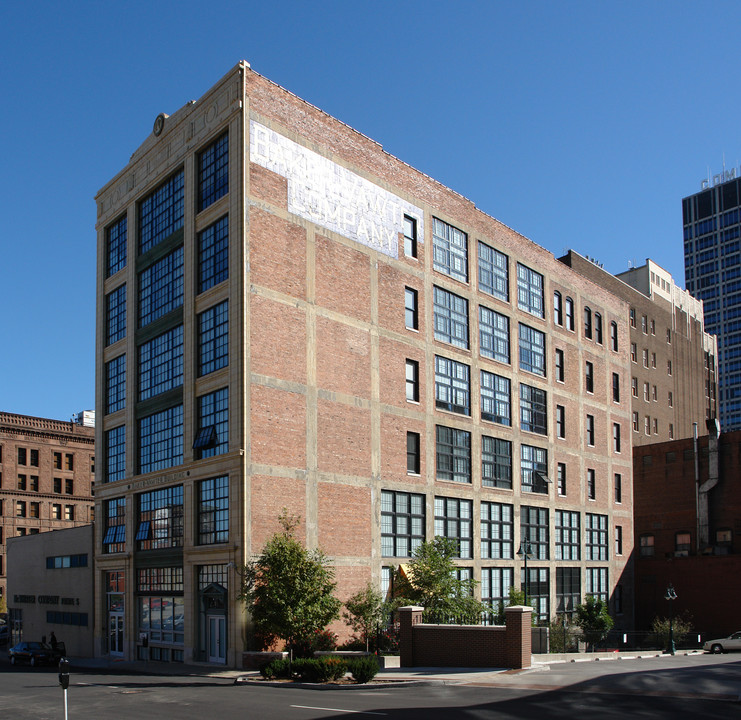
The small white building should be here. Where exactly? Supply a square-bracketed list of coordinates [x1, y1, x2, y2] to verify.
[7, 525, 94, 657]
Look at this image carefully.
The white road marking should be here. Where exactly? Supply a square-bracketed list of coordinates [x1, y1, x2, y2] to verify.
[290, 705, 387, 715]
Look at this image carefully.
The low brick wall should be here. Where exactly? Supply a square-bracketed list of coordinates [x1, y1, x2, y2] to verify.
[242, 651, 287, 669]
[399, 605, 532, 669]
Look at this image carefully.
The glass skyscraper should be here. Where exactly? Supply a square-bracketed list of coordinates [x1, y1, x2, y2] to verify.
[683, 176, 741, 431]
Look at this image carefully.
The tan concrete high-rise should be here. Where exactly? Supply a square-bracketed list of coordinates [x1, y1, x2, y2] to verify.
[95, 62, 635, 667]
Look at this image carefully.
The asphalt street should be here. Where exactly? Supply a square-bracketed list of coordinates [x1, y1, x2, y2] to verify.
[0, 652, 738, 719]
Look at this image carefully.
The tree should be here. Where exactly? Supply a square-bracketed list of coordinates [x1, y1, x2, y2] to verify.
[651, 614, 693, 651]
[343, 583, 386, 651]
[574, 595, 614, 651]
[239, 511, 341, 657]
[393, 537, 488, 623]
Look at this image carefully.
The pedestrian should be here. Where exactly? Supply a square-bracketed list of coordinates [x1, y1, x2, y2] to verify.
[50, 631, 58, 650]
[42, 635, 46, 645]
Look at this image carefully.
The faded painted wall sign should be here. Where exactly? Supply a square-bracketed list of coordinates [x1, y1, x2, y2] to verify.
[250, 121, 424, 258]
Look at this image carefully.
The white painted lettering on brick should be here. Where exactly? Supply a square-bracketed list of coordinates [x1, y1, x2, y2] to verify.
[250, 121, 424, 258]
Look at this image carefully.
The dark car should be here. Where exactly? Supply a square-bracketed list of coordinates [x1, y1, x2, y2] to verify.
[0, 624, 9, 646]
[8, 641, 54, 666]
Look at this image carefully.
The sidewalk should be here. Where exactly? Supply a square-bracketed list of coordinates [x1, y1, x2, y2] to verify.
[58, 649, 703, 685]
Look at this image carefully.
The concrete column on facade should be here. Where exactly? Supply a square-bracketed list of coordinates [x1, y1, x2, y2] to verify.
[504, 605, 532, 669]
[398, 606, 423, 668]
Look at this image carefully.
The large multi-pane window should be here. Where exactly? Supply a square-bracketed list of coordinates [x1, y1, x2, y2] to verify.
[481, 436, 512, 488]
[518, 323, 545, 376]
[521, 444, 548, 494]
[198, 476, 229, 545]
[138, 325, 184, 400]
[586, 513, 609, 561]
[138, 171, 184, 254]
[556, 567, 581, 615]
[436, 425, 471, 483]
[434, 496, 472, 558]
[523, 567, 550, 623]
[478, 242, 508, 301]
[136, 485, 184, 550]
[105, 426, 126, 483]
[516, 263, 544, 318]
[481, 567, 513, 617]
[106, 355, 126, 414]
[197, 132, 229, 212]
[481, 502, 513, 559]
[432, 217, 468, 282]
[139, 405, 183, 474]
[106, 215, 127, 277]
[433, 286, 468, 349]
[479, 306, 510, 363]
[586, 567, 608, 603]
[106, 284, 126, 346]
[480, 370, 511, 425]
[139, 247, 184, 327]
[138, 568, 184, 646]
[103, 498, 126, 553]
[521, 505, 549, 559]
[435, 356, 470, 415]
[194, 388, 229, 459]
[198, 215, 229, 293]
[520, 384, 547, 435]
[381, 490, 425, 557]
[198, 300, 229, 376]
[555, 510, 581, 560]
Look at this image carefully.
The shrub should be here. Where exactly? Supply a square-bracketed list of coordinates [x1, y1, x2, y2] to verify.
[292, 657, 347, 682]
[288, 628, 338, 658]
[259, 658, 293, 679]
[348, 656, 379, 684]
[338, 636, 367, 651]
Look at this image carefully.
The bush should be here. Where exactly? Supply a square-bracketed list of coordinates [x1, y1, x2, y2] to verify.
[338, 636, 367, 651]
[292, 657, 348, 682]
[288, 628, 338, 658]
[348, 656, 379, 684]
[259, 658, 293, 679]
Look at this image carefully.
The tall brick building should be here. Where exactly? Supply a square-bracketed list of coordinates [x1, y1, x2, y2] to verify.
[633, 423, 741, 637]
[560, 253, 717, 445]
[95, 62, 634, 667]
[0, 411, 95, 603]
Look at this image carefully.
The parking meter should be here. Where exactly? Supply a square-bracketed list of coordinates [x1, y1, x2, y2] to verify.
[58, 658, 70, 690]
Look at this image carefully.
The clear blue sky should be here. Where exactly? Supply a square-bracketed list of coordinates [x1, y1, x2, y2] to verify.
[1, 0, 739, 421]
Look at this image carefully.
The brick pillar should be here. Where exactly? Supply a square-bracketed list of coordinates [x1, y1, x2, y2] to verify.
[504, 605, 532, 669]
[398, 606, 423, 667]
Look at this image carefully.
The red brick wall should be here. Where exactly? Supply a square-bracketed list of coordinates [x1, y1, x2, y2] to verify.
[399, 606, 532, 669]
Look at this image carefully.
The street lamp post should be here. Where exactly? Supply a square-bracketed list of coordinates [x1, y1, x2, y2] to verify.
[665, 584, 678, 655]
[517, 540, 535, 607]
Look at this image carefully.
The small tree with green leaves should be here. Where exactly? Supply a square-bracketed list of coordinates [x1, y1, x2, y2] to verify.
[549, 616, 578, 653]
[392, 537, 488, 623]
[505, 586, 539, 626]
[239, 511, 341, 657]
[574, 596, 614, 651]
[343, 583, 386, 652]
[651, 614, 693, 651]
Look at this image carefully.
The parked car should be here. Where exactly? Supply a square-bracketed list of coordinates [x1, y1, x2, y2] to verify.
[703, 631, 741, 654]
[8, 641, 54, 666]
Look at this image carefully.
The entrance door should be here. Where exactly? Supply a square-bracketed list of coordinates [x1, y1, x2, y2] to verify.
[207, 615, 226, 664]
[109, 613, 124, 656]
